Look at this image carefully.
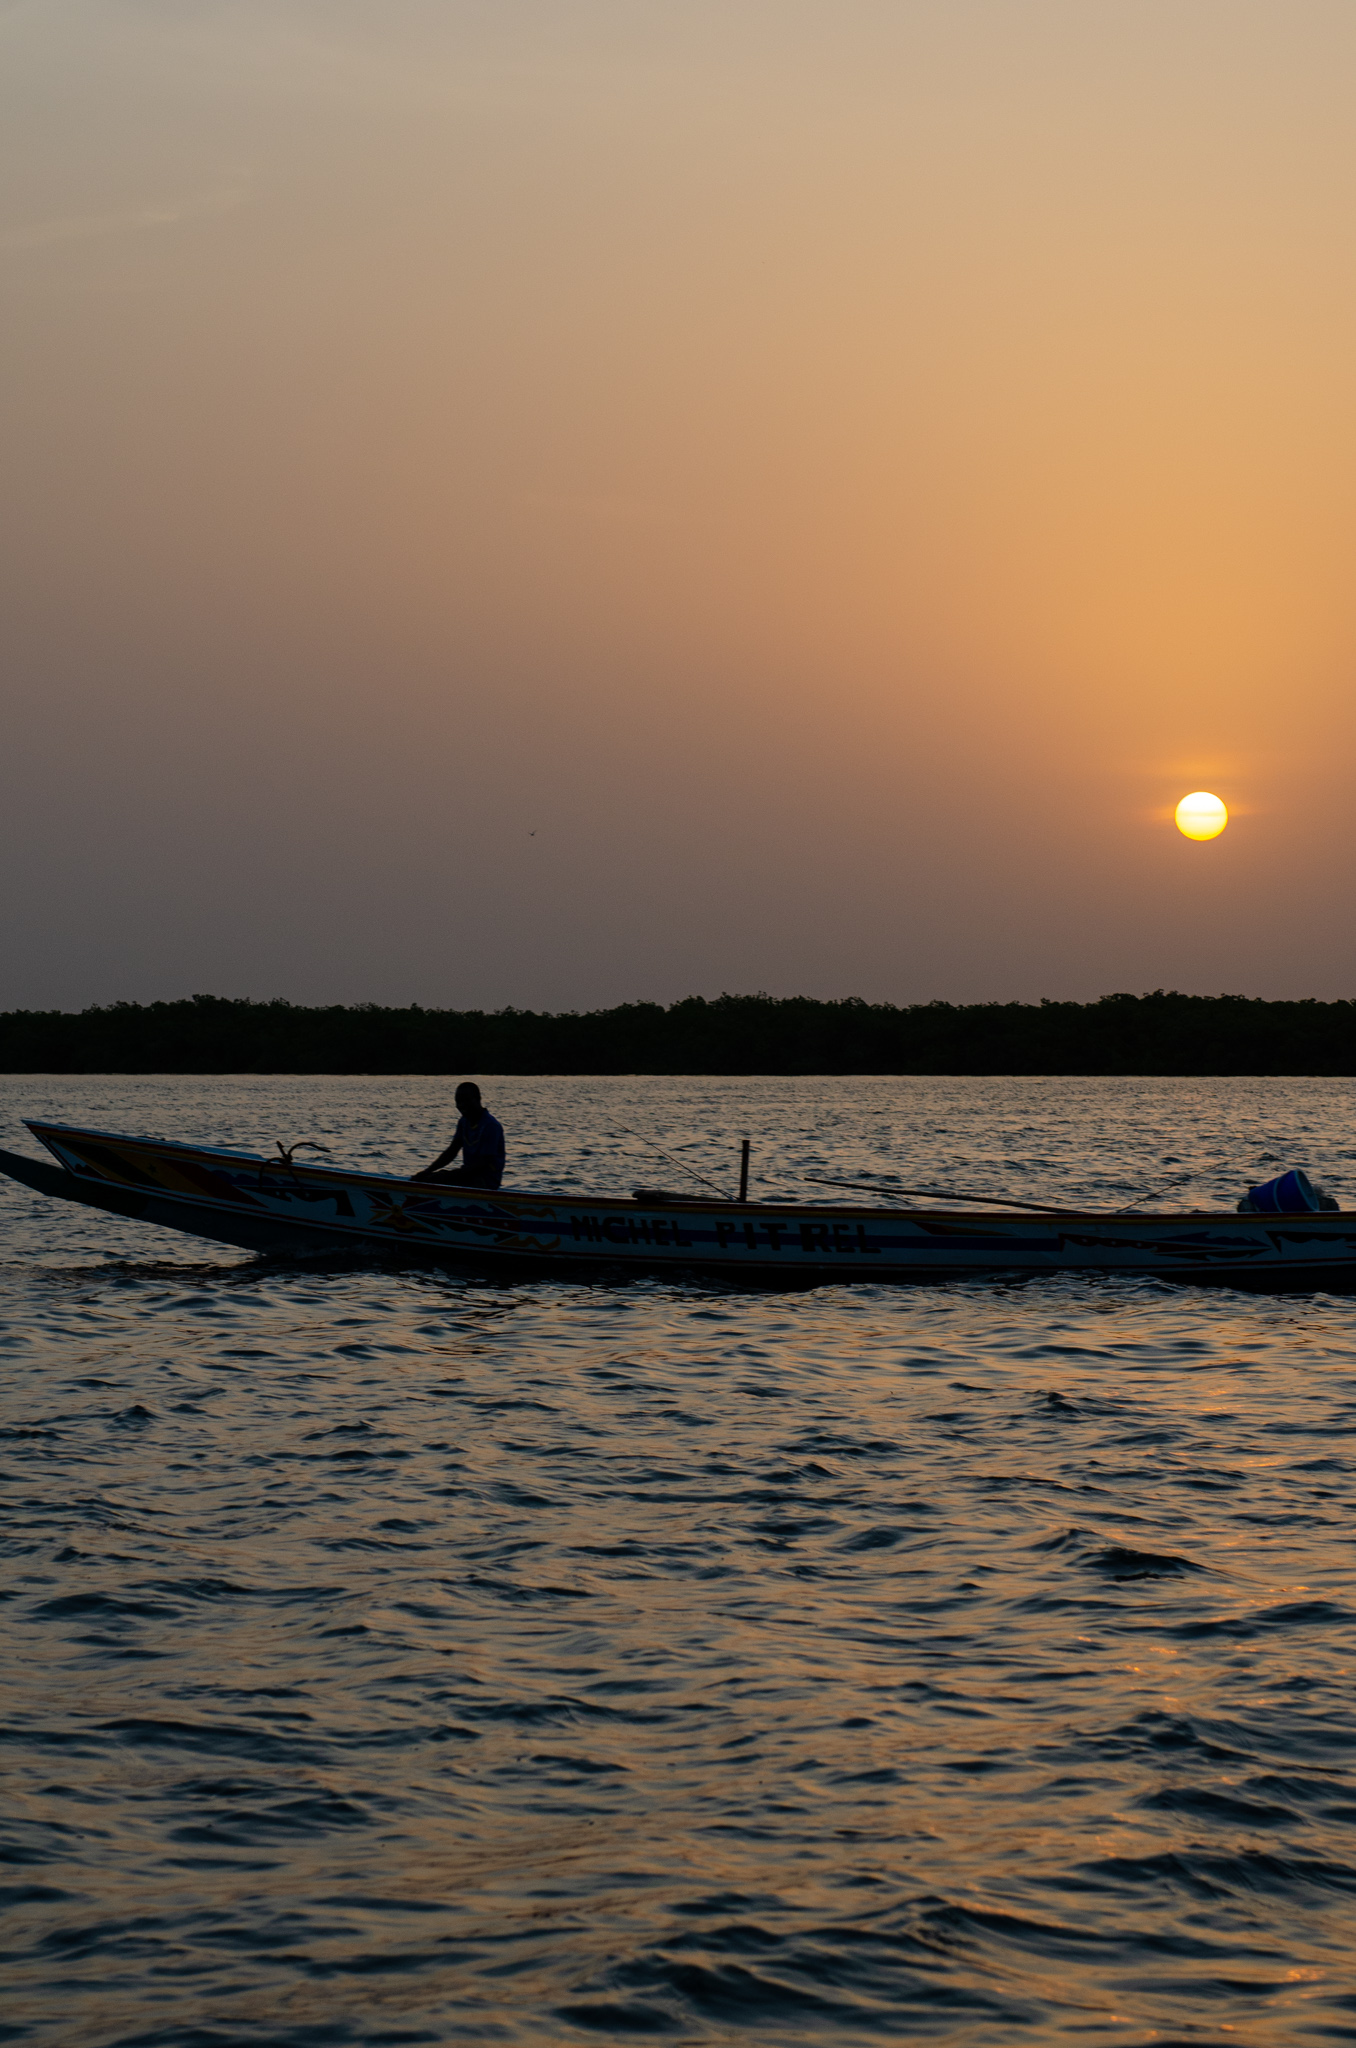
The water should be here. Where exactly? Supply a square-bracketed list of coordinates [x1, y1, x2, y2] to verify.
[3, 1075, 1356, 2046]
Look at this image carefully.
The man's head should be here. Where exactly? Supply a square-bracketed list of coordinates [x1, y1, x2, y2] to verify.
[455, 1082, 483, 1118]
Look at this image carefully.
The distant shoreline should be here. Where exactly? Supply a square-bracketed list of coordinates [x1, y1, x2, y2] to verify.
[0, 992, 1353, 1075]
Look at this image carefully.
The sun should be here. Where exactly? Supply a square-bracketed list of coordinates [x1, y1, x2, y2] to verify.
[1175, 791, 1228, 841]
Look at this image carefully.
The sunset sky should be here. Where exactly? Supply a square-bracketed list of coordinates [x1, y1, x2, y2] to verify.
[4, 1, 1356, 1011]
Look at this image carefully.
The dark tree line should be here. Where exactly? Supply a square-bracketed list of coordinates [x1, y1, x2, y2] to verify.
[0, 990, 1354, 1073]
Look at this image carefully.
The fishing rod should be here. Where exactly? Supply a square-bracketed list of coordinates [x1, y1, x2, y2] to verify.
[801, 1173, 1077, 1214]
[613, 1122, 732, 1200]
[1114, 1169, 1199, 1207]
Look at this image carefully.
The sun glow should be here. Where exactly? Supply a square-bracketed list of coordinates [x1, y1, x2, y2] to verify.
[1175, 792, 1228, 841]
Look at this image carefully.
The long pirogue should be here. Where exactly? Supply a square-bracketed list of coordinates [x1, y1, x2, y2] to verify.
[2, 1120, 1354, 1288]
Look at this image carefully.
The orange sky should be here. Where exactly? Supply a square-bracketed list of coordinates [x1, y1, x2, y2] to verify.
[3, 0, 1356, 1008]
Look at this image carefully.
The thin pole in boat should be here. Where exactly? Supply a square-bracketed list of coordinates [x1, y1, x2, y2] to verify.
[613, 1121, 732, 1200]
[802, 1173, 1075, 1214]
[738, 1138, 751, 1204]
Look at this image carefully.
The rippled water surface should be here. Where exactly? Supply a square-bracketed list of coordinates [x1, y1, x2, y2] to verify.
[4, 1075, 1356, 2046]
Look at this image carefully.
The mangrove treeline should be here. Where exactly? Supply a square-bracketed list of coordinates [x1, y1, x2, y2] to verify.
[1, 991, 1354, 1074]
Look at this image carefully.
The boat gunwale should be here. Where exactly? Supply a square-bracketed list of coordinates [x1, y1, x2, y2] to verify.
[21, 1119, 1348, 1228]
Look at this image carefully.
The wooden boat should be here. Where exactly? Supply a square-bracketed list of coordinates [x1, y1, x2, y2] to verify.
[2, 1119, 1355, 1288]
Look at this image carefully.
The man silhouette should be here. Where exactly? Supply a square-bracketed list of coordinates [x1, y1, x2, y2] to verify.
[412, 1083, 505, 1189]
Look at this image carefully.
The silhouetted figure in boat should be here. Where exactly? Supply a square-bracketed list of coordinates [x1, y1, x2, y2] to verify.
[412, 1083, 506, 1189]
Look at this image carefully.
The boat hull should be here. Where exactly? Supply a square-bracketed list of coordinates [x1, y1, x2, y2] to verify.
[4, 1121, 1356, 1288]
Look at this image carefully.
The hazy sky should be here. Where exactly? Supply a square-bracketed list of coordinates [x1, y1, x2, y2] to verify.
[4, 0, 1356, 1011]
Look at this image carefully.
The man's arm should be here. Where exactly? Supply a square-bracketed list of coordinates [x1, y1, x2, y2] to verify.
[412, 1126, 464, 1180]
